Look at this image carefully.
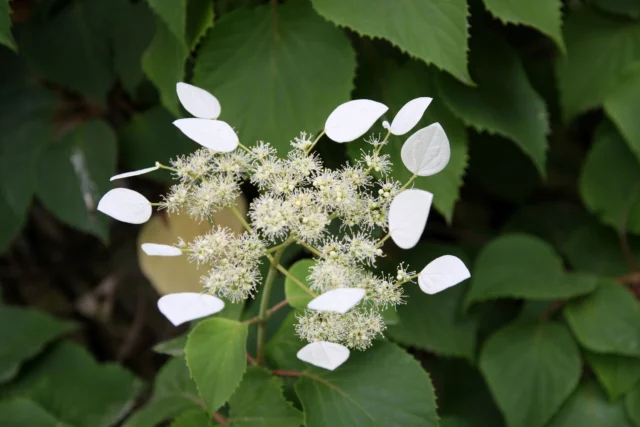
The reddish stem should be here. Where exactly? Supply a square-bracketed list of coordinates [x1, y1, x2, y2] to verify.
[213, 413, 228, 425]
[272, 370, 303, 377]
[267, 299, 289, 316]
[246, 353, 257, 366]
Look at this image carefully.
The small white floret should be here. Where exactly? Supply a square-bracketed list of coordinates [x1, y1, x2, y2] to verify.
[307, 288, 366, 314]
[389, 97, 432, 135]
[401, 123, 450, 176]
[157, 293, 225, 326]
[325, 99, 388, 143]
[389, 189, 433, 249]
[97, 188, 152, 224]
[141, 243, 182, 256]
[110, 165, 159, 181]
[176, 82, 221, 119]
[296, 341, 350, 370]
[418, 255, 470, 294]
[173, 118, 239, 152]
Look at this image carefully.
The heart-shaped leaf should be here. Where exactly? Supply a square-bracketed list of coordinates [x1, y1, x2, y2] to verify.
[307, 288, 365, 314]
[173, 119, 239, 152]
[141, 243, 182, 256]
[389, 189, 433, 249]
[386, 97, 432, 136]
[110, 165, 159, 181]
[177, 82, 221, 119]
[418, 255, 470, 294]
[157, 293, 225, 326]
[297, 341, 350, 371]
[401, 123, 451, 176]
[325, 99, 388, 143]
[97, 188, 152, 224]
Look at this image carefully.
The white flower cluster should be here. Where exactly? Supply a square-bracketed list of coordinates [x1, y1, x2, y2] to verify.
[98, 83, 472, 371]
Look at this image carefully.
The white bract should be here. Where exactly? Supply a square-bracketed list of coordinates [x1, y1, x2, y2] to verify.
[157, 292, 225, 326]
[389, 189, 433, 249]
[296, 341, 350, 370]
[387, 97, 432, 135]
[173, 118, 239, 152]
[401, 123, 450, 176]
[141, 243, 182, 256]
[110, 165, 159, 181]
[97, 188, 152, 224]
[307, 288, 366, 314]
[418, 255, 470, 294]
[176, 82, 221, 119]
[325, 99, 388, 143]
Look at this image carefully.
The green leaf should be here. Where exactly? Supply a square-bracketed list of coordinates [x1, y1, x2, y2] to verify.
[142, 20, 188, 116]
[310, 0, 471, 84]
[504, 203, 590, 251]
[186, 0, 215, 49]
[20, 0, 115, 104]
[482, 0, 564, 51]
[0, 398, 69, 427]
[36, 120, 116, 242]
[185, 317, 248, 413]
[112, 0, 155, 94]
[562, 220, 640, 277]
[465, 234, 597, 307]
[386, 284, 477, 360]
[479, 321, 581, 427]
[556, 8, 640, 121]
[143, 0, 213, 114]
[284, 259, 316, 309]
[426, 358, 506, 427]
[580, 122, 640, 234]
[589, 0, 640, 18]
[627, 383, 640, 426]
[0, 306, 75, 383]
[564, 280, 640, 357]
[3, 341, 141, 427]
[0, 51, 54, 252]
[605, 62, 640, 163]
[153, 334, 188, 357]
[295, 341, 439, 427]
[193, 0, 355, 152]
[170, 409, 215, 427]
[0, 0, 15, 51]
[123, 358, 202, 427]
[0, 192, 25, 254]
[265, 310, 307, 371]
[146, 0, 186, 42]
[152, 303, 246, 358]
[585, 351, 640, 401]
[228, 366, 302, 427]
[549, 380, 634, 427]
[119, 107, 195, 181]
[348, 60, 468, 221]
[438, 31, 549, 175]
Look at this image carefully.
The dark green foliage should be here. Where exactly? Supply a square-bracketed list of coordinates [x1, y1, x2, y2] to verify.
[2, 1, 640, 426]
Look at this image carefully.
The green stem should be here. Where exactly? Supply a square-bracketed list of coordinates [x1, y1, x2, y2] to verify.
[399, 173, 418, 191]
[155, 162, 178, 173]
[298, 241, 323, 257]
[376, 232, 391, 248]
[256, 246, 286, 365]
[230, 206, 252, 233]
[394, 273, 419, 288]
[238, 142, 253, 155]
[305, 129, 326, 154]
[274, 263, 316, 296]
